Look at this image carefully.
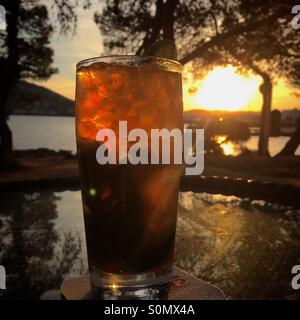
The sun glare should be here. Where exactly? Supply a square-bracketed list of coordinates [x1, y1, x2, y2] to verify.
[215, 135, 239, 156]
[184, 66, 261, 111]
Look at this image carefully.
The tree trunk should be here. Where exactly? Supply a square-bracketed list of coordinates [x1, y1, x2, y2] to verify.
[258, 74, 272, 156]
[137, 0, 178, 54]
[0, 0, 20, 157]
[276, 119, 300, 156]
[162, 0, 178, 40]
[0, 116, 12, 156]
[0, 69, 14, 155]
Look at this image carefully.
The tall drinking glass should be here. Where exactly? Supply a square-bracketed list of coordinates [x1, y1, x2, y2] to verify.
[75, 56, 183, 298]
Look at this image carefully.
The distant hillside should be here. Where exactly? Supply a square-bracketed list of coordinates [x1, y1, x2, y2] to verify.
[9, 81, 74, 116]
[184, 108, 300, 128]
[184, 109, 260, 126]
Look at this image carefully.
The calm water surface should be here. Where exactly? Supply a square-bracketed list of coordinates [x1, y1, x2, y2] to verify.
[8, 115, 300, 156]
[9, 115, 76, 152]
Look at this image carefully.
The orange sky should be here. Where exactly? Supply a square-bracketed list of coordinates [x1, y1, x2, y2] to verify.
[183, 66, 300, 111]
[33, 5, 300, 112]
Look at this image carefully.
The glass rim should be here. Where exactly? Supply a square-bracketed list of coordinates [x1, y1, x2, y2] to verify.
[76, 54, 182, 71]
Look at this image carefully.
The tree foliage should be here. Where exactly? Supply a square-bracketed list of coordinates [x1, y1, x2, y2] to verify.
[0, 0, 86, 154]
[0, 0, 56, 82]
[95, 0, 300, 84]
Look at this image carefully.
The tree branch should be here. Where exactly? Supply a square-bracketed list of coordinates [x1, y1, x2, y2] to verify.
[180, 8, 288, 65]
[136, 0, 163, 54]
[209, 11, 219, 35]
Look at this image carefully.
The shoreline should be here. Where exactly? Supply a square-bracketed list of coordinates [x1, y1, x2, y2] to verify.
[1, 149, 300, 208]
[10, 114, 296, 136]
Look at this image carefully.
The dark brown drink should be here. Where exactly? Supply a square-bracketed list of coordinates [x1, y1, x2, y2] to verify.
[75, 56, 183, 290]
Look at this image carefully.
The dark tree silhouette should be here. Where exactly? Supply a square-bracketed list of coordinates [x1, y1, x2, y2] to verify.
[95, 0, 300, 156]
[276, 119, 300, 156]
[0, 0, 90, 160]
[0, 0, 56, 157]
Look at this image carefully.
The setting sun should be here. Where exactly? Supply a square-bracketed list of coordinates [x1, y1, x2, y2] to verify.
[183, 66, 262, 111]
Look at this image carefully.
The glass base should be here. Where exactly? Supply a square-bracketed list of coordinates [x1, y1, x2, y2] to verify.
[89, 267, 172, 300]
